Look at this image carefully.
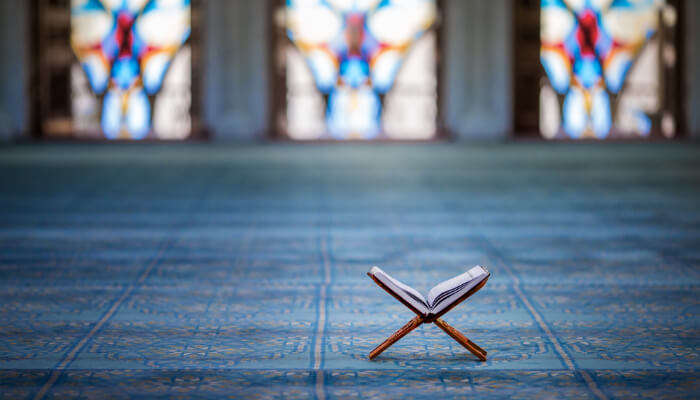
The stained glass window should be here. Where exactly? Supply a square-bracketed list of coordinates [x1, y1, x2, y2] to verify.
[38, 0, 193, 140]
[277, 0, 440, 140]
[540, 0, 679, 139]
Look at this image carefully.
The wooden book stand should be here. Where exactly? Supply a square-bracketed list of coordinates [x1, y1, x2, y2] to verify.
[367, 272, 490, 361]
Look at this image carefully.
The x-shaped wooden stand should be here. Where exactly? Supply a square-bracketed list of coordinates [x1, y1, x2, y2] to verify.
[367, 272, 490, 361]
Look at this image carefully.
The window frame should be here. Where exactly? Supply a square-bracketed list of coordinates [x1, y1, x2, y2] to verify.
[268, 0, 448, 141]
[512, 0, 686, 140]
[29, 0, 205, 141]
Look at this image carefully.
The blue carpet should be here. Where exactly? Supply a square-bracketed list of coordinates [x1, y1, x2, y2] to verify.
[0, 143, 698, 399]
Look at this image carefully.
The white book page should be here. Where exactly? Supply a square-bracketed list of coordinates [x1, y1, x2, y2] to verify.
[369, 266, 429, 315]
[427, 266, 488, 308]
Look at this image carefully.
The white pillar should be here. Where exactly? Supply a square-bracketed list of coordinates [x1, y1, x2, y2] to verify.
[443, 0, 513, 140]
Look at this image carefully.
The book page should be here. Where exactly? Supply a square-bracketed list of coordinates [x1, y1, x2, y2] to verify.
[369, 266, 429, 315]
[427, 266, 488, 308]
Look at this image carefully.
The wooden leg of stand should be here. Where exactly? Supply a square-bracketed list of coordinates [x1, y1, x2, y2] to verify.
[468, 339, 487, 356]
[434, 318, 487, 361]
[369, 316, 424, 360]
[456, 332, 487, 356]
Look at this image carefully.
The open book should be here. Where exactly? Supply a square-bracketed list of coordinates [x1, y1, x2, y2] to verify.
[368, 266, 489, 317]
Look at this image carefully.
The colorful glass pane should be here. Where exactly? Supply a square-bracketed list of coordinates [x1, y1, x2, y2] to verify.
[540, 0, 676, 139]
[284, 0, 438, 140]
[71, 0, 191, 139]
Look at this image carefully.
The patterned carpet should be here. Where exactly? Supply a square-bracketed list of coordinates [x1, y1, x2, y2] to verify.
[0, 143, 698, 399]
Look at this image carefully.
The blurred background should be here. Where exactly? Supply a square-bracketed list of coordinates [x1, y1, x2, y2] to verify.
[1, 2, 699, 398]
[0, 0, 696, 142]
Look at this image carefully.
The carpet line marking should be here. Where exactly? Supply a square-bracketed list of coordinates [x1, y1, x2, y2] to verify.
[314, 234, 331, 400]
[33, 242, 169, 400]
[482, 238, 608, 400]
[313, 285, 327, 370]
[321, 232, 332, 286]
